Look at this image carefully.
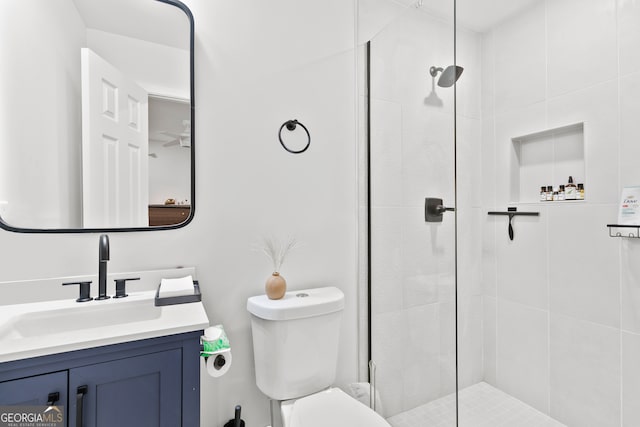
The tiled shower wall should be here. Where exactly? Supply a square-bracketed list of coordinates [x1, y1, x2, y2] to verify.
[363, 2, 483, 418]
[481, 0, 640, 426]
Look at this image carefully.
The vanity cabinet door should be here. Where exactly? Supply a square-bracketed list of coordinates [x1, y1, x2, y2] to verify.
[0, 370, 68, 407]
[68, 349, 182, 427]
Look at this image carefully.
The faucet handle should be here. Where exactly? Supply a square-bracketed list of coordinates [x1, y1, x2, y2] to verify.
[113, 277, 140, 299]
[63, 281, 93, 303]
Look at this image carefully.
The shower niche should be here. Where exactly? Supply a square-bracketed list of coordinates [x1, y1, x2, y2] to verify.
[509, 122, 585, 203]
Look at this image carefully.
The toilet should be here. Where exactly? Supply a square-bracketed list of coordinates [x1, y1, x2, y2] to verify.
[247, 287, 390, 427]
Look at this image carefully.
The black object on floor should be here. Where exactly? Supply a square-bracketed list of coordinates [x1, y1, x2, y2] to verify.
[224, 405, 245, 427]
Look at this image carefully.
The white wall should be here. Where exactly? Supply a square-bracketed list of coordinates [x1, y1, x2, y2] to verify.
[0, 0, 85, 228]
[86, 29, 190, 100]
[148, 98, 191, 205]
[481, 0, 640, 425]
[0, 1, 358, 426]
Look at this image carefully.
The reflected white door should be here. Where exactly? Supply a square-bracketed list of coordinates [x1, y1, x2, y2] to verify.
[81, 48, 149, 228]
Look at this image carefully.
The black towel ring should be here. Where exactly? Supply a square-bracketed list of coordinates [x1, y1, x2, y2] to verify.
[279, 119, 311, 154]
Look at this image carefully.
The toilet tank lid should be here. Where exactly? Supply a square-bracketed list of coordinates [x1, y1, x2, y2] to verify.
[247, 287, 345, 321]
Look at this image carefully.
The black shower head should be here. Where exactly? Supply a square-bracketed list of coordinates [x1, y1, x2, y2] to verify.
[429, 65, 464, 88]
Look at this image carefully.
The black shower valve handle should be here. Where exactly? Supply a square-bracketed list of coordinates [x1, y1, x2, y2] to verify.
[425, 197, 455, 222]
[435, 205, 455, 214]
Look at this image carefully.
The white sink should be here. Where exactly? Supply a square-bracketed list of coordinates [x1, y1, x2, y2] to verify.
[0, 290, 209, 363]
[0, 297, 161, 340]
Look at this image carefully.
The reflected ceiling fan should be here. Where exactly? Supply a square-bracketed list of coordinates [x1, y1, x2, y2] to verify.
[150, 119, 191, 148]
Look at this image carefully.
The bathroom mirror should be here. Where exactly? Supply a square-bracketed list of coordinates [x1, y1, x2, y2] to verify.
[0, 0, 194, 233]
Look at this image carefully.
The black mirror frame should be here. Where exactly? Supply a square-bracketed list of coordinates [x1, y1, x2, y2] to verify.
[0, 0, 195, 234]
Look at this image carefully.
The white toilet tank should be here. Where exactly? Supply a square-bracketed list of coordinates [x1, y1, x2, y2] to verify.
[247, 287, 345, 401]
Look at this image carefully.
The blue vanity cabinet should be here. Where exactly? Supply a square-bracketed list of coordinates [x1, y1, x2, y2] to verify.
[69, 349, 182, 427]
[0, 331, 202, 427]
[0, 370, 68, 407]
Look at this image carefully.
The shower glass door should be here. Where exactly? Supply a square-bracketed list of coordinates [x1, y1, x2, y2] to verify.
[360, 1, 459, 425]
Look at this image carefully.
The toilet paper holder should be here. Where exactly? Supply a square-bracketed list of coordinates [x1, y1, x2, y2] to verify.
[200, 325, 232, 377]
[202, 352, 227, 370]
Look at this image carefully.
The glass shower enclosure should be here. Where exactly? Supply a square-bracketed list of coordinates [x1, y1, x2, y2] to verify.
[362, 0, 461, 423]
[361, 0, 636, 426]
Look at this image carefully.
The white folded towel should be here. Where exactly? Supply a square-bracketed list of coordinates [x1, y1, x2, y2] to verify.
[158, 275, 195, 298]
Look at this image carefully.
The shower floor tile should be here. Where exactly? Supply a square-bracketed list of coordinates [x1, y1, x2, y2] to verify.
[387, 382, 565, 427]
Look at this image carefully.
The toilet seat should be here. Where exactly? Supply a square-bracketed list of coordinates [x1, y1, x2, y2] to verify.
[281, 387, 390, 427]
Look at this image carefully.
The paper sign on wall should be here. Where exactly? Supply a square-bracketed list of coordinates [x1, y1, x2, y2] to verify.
[618, 186, 640, 225]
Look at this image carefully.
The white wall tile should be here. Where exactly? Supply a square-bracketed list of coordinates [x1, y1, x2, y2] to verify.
[401, 207, 442, 308]
[481, 216, 497, 297]
[457, 117, 483, 209]
[620, 73, 640, 186]
[548, 204, 620, 328]
[457, 296, 484, 389]
[370, 9, 454, 113]
[456, 27, 482, 120]
[494, 102, 547, 206]
[495, 205, 548, 310]
[547, 80, 619, 204]
[371, 98, 403, 207]
[371, 207, 404, 314]
[496, 298, 550, 414]
[403, 355, 442, 412]
[481, 117, 496, 206]
[457, 207, 483, 298]
[618, 0, 640, 77]
[481, 117, 497, 298]
[483, 296, 497, 386]
[621, 239, 640, 334]
[371, 309, 408, 417]
[403, 304, 442, 410]
[547, 0, 617, 97]
[481, 32, 495, 119]
[493, 1, 546, 113]
[401, 108, 455, 208]
[550, 314, 620, 427]
[622, 331, 640, 426]
[439, 301, 459, 397]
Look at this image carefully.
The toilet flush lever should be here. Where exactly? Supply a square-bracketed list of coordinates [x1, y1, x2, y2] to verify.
[425, 197, 455, 222]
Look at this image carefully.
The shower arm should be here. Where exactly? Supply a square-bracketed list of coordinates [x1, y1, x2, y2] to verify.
[429, 66, 443, 77]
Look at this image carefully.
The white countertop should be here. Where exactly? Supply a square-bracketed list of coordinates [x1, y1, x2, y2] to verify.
[0, 290, 209, 363]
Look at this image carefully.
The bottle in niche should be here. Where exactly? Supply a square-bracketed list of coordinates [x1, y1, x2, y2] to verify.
[552, 189, 559, 201]
[565, 176, 577, 200]
[546, 186, 553, 201]
[577, 183, 585, 200]
[540, 186, 547, 202]
[558, 185, 565, 201]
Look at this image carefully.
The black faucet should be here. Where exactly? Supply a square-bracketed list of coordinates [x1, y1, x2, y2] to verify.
[96, 234, 110, 300]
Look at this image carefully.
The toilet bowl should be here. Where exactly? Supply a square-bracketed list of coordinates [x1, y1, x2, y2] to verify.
[281, 388, 389, 427]
[247, 287, 390, 427]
